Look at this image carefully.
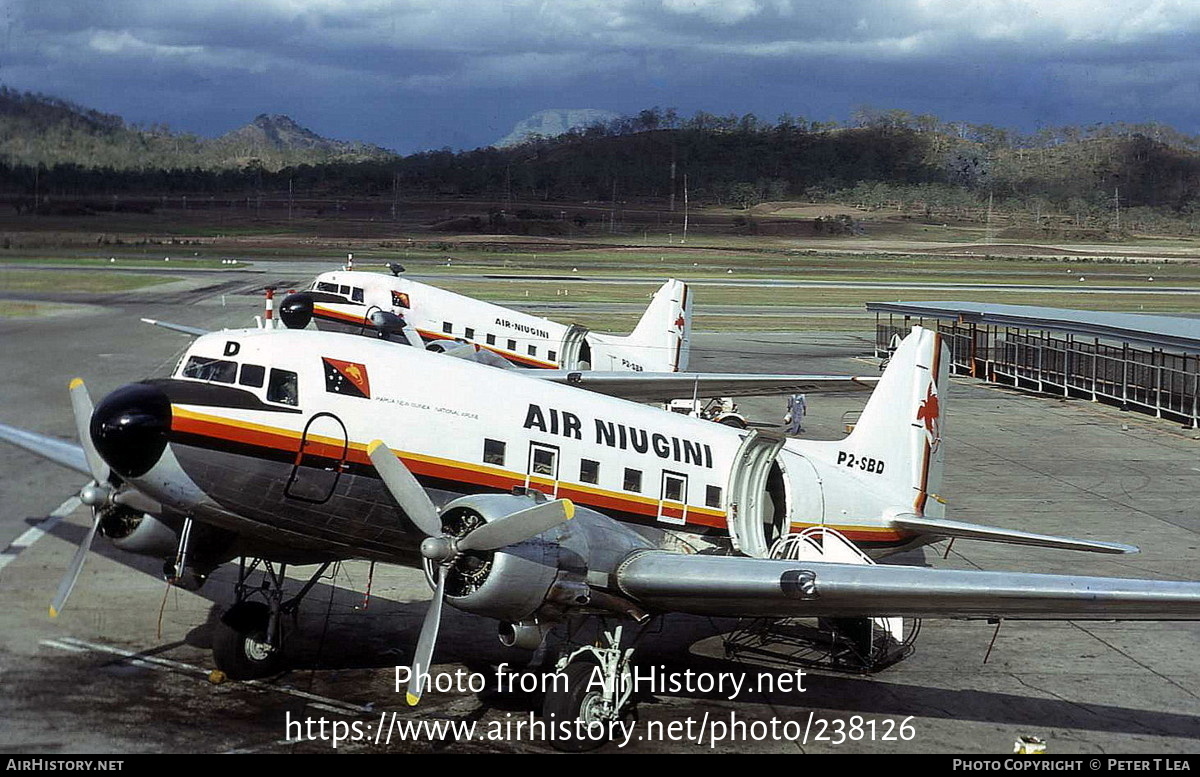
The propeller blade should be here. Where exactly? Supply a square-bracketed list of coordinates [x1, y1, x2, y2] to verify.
[406, 565, 446, 706]
[458, 499, 574, 553]
[367, 440, 442, 537]
[49, 511, 102, 618]
[68, 378, 109, 485]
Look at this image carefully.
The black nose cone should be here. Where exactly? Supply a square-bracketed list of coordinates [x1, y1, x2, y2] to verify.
[90, 383, 172, 478]
[279, 292, 314, 329]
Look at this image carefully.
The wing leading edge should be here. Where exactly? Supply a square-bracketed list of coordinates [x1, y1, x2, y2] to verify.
[616, 551, 1200, 621]
[533, 371, 879, 402]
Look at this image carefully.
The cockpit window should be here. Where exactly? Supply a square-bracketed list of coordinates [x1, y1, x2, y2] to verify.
[239, 363, 265, 388]
[267, 368, 299, 406]
[183, 356, 237, 384]
[316, 281, 339, 293]
[351, 287, 364, 303]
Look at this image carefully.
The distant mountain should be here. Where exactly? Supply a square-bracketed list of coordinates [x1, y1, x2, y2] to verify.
[494, 108, 620, 148]
[218, 114, 389, 159]
[0, 87, 396, 171]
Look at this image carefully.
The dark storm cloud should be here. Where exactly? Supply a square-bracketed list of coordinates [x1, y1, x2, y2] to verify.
[2, 1, 1199, 152]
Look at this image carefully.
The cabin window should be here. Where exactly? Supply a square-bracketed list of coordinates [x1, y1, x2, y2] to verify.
[507, 339, 517, 351]
[267, 369, 299, 406]
[580, 458, 599, 484]
[465, 327, 475, 339]
[239, 363, 265, 388]
[623, 468, 642, 493]
[183, 356, 237, 384]
[351, 287, 364, 303]
[531, 447, 556, 475]
[443, 322, 453, 334]
[317, 281, 338, 293]
[706, 485, 723, 508]
[548, 350, 557, 362]
[483, 439, 506, 466]
[528, 344, 537, 356]
[663, 474, 685, 503]
[486, 334, 496, 345]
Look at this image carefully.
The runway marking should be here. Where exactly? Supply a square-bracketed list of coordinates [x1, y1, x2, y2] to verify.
[0, 496, 81, 574]
[40, 636, 371, 716]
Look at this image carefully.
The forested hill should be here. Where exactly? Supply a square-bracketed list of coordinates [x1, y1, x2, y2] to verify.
[1, 88, 1199, 222]
[0, 87, 396, 172]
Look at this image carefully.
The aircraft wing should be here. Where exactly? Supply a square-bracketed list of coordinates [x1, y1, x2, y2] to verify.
[616, 552, 1200, 620]
[140, 318, 210, 337]
[0, 422, 90, 476]
[533, 371, 879, 402]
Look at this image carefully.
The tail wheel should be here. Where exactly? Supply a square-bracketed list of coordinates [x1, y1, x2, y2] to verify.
[543, 657, 611, 752]
[212, 602, 283, 680]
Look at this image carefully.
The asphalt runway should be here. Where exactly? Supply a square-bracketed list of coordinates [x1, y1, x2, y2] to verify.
[0, 271, 1198, 754]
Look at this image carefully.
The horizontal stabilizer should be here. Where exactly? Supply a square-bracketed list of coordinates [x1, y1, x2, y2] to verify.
[616, 552, 1200, 620]
[140, 318, 209, 337]
[0, 422, 90, 476]
[534, 371, 878, 402]
[892, 513, 1138, 555]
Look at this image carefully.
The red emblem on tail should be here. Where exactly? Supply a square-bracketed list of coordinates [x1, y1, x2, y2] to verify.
[916, 383, 941, 450]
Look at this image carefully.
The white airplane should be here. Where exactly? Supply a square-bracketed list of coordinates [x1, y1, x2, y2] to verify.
[284, 267, 692, 373]
[3, 324, 1199, 750]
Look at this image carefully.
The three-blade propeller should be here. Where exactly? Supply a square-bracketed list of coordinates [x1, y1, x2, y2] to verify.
[51, 379, 161, 617]
[51, 379, 112, 618]
[366, 439, 574, 705]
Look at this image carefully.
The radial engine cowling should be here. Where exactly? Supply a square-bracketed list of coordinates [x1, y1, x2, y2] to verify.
[279, 293, 315, 330]
[432, 493, 655, 624]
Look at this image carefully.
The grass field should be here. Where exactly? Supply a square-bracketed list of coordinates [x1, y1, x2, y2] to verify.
[1, 202, 1199, 330]
[0, 268, 176, 293]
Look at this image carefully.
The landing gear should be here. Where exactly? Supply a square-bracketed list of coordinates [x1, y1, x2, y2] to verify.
[543, 624, 636, 752]
[211, 558, 332, 680]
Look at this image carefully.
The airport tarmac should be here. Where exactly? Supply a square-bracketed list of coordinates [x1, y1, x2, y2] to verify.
[0, 273, 1198, 754]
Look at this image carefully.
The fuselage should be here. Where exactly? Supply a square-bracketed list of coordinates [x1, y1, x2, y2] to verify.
[305, 271, 689, 372]
[105, 327, 914, 569]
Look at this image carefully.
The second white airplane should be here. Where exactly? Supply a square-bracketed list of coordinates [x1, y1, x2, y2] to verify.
[281, 268, 693, 373]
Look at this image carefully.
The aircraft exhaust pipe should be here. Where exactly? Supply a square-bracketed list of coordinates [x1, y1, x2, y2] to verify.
[498, 620, 550, 650]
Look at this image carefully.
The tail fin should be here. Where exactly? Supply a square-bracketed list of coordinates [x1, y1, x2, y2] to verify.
[626, 279, 692, 372]
[843, 325, 948, 518]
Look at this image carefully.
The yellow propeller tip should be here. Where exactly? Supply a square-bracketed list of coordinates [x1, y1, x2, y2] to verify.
[49, 607, 59, 618]
[562, 500, 575, 520]
[406, 692, 421, 707]
[68, 378, 84, 390]
[367, 440, 385, 455]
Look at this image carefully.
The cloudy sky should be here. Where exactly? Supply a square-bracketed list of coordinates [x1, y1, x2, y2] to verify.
[3, 0, 1199, 153]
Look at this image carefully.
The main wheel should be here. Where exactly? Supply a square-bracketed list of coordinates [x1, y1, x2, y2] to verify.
[212, 602, 284, 680]
[543, 658, 616, 752]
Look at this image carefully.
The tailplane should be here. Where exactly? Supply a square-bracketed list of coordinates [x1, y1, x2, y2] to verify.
[841, 326, 1135, 554]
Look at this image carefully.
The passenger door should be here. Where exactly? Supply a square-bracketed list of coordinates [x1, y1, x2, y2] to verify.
[285, 412, 349, 504]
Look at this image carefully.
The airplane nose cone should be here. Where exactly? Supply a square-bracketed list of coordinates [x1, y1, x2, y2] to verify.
[90, 383, 172, 478]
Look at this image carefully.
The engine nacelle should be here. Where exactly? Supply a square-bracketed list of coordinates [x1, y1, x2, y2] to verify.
[434, 493, 656, 625]
[279, 293, 315, 329]
[102, 509, 180, 557]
